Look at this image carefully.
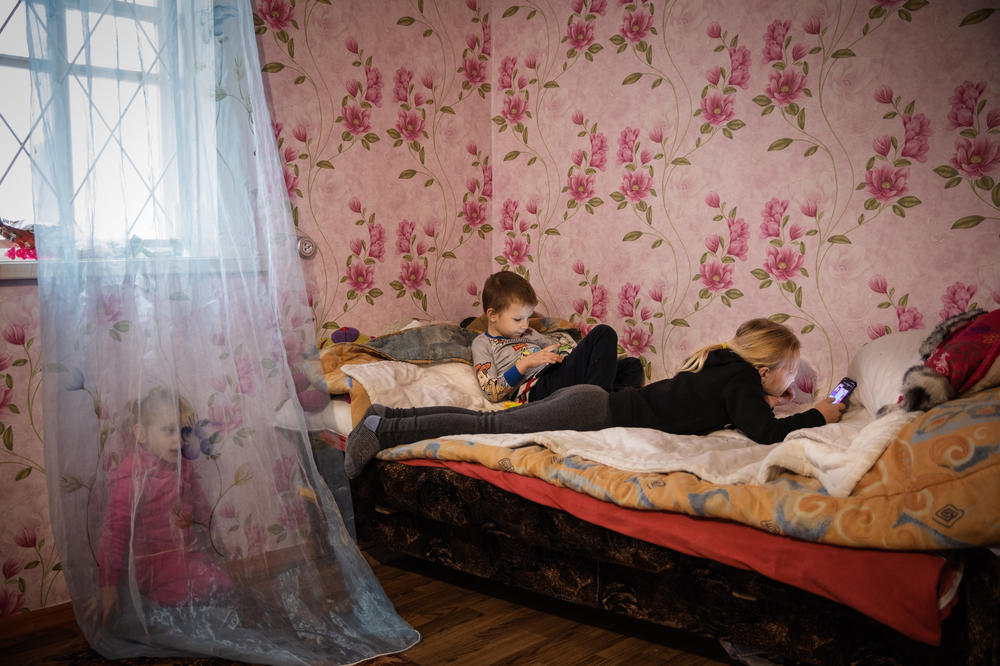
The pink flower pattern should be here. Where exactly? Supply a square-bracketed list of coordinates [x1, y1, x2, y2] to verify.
[399, 260, 427, 291]
[947, 80, 985, 129]
[868, 275, 888, 294]
[393, 67, 412, 103]
[865, 164, 909, 202]
[360, 68, 381, 108]
[396, 219, 416, 255]
[341, 104, 371, 135]
[700, 92, 735, 125]
[901, 113, 932, 163]
[503, 237, 530, 265]
[620, 171, 652, 202]
[728, 46, 751, 89]
[463, 201, 486, 227]
[765, 69, 806, 106]
[346, 263, 374, 293]
[896, 306, 924, 331]
[257, 0, 293, 32]
[567, 21, 595, 50]
[463, 57, 486, 85]
[620, 10, 653, 44]
[361, 226, 382, 263]
[759, 198, 787, 239]
[939, 282, 977, 321]
[590, 284, 608, 320]
[621, 326, 652, 355]
[763, 245, 804, 282]
[762, 20, 790, 63]
[617, 127, 639, 164]
[617, 283, 640, 318]
[502, 94, 528, 124]
[498, 56, 516, 90]
[950, 136, 1000, 179]
[700, 260, 734, 292]
[590, 133, 608, 170]
[501, 199, 518, 231]
[727, 217, 749, 261]
[567, 173, 595, 202]
[396, 109, 425, 141]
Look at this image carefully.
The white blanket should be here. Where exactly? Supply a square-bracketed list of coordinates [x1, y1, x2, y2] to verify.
[343, 360, 917, 497]
[343, 360, 505, 412]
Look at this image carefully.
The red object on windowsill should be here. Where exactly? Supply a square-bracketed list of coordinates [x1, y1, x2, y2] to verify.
[4, 245, 37, 260]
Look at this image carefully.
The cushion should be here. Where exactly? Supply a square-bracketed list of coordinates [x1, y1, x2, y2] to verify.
[275, 396, 353, 433]
[847, 330, 925, 418]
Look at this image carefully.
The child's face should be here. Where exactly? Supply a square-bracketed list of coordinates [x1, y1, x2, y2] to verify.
[487, 301, 534, 338]
[136, 405, 182, 463]
[759, 358, 798, 397]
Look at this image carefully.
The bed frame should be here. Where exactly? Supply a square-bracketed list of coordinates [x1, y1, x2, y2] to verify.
[351, 459, 999, 666]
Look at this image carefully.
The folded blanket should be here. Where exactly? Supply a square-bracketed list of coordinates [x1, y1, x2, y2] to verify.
[442, 407, 916, 498]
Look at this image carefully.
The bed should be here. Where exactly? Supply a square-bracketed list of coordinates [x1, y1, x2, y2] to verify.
[304, 316, 1000, 665]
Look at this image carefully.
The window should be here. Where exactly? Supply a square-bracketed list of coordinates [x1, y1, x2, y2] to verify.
[0, 1, 33, 229]
[7, 1, 228, 261]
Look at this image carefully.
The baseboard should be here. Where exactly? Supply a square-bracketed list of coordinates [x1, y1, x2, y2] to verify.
[0, 601, 75, 642]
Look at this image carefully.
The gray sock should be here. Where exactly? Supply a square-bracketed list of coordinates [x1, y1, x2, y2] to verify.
[344, 409, 384, 479]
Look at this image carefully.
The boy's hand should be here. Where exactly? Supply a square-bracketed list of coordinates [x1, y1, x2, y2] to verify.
[813, 397, 846, 423]
[516, 345, 564, 372]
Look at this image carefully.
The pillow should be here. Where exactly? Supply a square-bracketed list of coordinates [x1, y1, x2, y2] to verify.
[847, 330, 925, 418]
[342, 361, 505, 413]
[275, 396, 354, 433]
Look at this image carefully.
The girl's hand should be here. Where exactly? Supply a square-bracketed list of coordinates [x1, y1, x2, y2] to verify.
[516, 345, 563, 372]
[814, 397, 846, 423]
[765, 388, 794, 408]
[98, 585, 119, 623]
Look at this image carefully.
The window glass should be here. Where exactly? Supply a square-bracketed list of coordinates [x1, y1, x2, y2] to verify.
[1, 1, 34, 230]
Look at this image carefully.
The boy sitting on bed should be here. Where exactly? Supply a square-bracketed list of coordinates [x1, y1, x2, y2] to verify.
[471, 270, 643, 404]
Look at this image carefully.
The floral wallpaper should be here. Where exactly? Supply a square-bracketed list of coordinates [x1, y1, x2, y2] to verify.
[2, 0, 999, 617]
[0, 286, 66, 616]
[259, 0, 999, 385]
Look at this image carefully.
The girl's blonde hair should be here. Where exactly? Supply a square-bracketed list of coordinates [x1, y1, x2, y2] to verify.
[126, 386, 195, 430]
[678, 318, 800, 374]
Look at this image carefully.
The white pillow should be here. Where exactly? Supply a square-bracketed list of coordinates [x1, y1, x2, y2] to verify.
[343, 361, 506, 412]
[275, 396, 354, 433]
[846, 330, 925, 418]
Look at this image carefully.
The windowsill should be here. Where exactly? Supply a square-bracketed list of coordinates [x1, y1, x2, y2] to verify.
[0, 260, 37, 281]
[0, 255, 271, 282]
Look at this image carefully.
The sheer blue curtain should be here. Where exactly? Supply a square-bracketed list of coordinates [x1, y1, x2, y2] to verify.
[26, 1, 418, 662]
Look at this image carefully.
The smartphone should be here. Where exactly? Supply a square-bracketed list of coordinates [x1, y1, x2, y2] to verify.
[829, 377, 857, 405]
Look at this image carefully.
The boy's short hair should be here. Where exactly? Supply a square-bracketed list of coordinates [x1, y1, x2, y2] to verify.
[481, 270, 537, 313]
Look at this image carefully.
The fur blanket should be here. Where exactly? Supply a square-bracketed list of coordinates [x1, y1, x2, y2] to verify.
[899, 309, 1000, 411]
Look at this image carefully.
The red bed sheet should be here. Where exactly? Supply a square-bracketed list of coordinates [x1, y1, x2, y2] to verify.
[401, 458, 956, 645]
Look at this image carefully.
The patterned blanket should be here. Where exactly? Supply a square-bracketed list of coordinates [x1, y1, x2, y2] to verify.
[378, 387, 1000, 551]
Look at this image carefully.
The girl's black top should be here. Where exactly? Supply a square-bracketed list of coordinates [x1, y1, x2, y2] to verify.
[607, 349, 826, 444]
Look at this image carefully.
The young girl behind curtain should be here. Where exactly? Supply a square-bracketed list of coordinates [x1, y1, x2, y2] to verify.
[96, 387, 231, 622]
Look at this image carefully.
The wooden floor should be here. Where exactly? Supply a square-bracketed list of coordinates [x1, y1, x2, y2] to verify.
[374, 552, 737, 665]
[0, 551, 736, 665]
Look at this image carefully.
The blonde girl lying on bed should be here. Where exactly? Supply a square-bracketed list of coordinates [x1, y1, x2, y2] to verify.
[344, 318, 845, 478]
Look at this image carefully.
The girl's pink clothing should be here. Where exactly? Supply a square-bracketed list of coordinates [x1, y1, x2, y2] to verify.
[97, 447, 231, 606]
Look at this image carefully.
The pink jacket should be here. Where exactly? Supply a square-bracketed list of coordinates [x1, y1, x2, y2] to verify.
[96, 446, 229, 606]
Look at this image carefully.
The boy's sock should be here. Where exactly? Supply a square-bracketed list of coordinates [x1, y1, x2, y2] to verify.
[344, 407, 385, 479]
